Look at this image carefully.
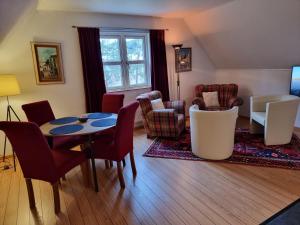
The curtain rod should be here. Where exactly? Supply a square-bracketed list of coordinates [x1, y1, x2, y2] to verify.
[72, 25, 169, 31]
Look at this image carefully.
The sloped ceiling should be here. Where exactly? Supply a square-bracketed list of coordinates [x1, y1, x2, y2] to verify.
[0, 0, 35, 42]
[184, 0, 300, 69]
[1, 0, 300, 69]
[36, 0, 233, 18]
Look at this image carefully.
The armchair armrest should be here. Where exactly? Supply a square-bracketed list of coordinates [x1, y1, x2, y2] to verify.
[228, 97, 243, 108]
[192, 97, 206, 110]
[164, 100, 185, 114]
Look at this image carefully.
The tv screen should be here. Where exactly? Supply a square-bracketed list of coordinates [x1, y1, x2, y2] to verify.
[290, 66, 300, 97]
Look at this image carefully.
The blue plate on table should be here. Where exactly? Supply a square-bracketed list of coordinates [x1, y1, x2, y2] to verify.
[87, 113, 112, 119]
[91, 118, 116, 127]
[49, 124, 83, 135]
[49, 117, 78, 125]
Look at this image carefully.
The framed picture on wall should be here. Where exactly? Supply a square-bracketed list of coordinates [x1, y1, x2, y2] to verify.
[31, 42, 65, 84]
[175, 47, 192, 73]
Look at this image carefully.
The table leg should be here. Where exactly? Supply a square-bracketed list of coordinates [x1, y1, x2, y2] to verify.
[88, 135, 99, 192]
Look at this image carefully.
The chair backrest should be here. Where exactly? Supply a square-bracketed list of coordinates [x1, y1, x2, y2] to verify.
[22, 100, 55, 126]
[265, 96, 300, 144]
[102, 93, 124, 114]
[114, 102, 139, 158]
[0, 121, 59, 183]
[189, 105, 238, 160]
[195, 84, 238, 107]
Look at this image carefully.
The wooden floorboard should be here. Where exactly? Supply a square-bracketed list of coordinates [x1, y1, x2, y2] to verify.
[1, 117, 300, 225]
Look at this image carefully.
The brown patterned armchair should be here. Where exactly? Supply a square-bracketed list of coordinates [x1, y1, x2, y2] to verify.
[192, 84, 243, 110]
[136, 91, 185, 138]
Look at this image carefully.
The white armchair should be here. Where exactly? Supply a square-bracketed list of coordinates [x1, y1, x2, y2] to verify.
[189, 105, 238, 160]
[250, 95, 300, 146]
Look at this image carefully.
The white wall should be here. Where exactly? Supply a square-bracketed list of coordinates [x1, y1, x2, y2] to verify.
[0, 8, 215, 155]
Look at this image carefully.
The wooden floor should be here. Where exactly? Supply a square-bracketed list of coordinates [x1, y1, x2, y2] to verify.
[1, 118, 300, 225]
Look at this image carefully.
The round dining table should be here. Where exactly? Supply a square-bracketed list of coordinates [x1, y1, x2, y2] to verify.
[40, 112, 118, 192]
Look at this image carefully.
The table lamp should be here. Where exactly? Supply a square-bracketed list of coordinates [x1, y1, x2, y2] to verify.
[0, 75, 21, 170]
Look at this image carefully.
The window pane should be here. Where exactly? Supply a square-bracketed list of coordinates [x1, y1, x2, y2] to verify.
[103, 65, 122, 88]
[100, 38, 120, 62]
[126, 38, 144, 61]
[129, 64, 146, 86]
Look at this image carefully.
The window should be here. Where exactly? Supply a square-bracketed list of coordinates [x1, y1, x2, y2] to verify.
[100, 29, 151, 91]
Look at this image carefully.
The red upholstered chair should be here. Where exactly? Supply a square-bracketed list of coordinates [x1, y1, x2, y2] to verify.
[0, 121, 86, 214]
[22, 101, 85, 149]
[102, 93, 125, 114]
[101, 93, 125, 168]
[91, 102, 139, 188]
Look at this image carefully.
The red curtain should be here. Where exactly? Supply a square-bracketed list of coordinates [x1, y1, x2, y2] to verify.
[150, 30, 170, 101]
[78, 27, 106, 112]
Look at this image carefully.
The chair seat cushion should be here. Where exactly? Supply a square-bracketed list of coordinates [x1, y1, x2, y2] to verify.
[52, 149, 86, 178]
[252, 112, 266, 125]
[53, 135, 87, 149]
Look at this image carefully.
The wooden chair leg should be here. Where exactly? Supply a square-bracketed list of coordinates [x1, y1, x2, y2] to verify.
[109, 160, 113, 168]
[105, 160, 110, 169]
[129, 151, 137, 176]
[52, 182, 60, 214]
[122, 158, 126, 167]
[25, 178, 35, 209]
[80, 161, 92, 187]
[117, 161, 125, 188]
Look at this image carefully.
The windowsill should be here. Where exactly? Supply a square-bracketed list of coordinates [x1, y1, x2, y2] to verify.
[107, 86, 151, 93]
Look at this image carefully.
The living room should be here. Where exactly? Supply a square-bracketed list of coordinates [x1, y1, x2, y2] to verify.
[0, 0, 300, 224]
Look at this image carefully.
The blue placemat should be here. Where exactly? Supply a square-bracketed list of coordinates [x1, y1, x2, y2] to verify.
[88, 113, 113, 119]
[49, 117, 78, 125]
[91, 118, 116, 127]
[49, 124, 83, 135]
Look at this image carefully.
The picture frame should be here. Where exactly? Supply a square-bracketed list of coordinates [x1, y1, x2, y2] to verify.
[175, 47, 192, 73]
[31, 42, 65, 85]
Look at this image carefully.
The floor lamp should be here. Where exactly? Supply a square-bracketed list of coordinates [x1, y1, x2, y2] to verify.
[172, 44, 183, 100]
[0, 75, 21, 171]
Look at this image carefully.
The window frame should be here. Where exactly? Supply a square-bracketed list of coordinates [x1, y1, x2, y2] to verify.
[100, 29, 151, 92]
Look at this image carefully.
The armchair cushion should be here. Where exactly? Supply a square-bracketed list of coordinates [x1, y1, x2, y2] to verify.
[202, 92, 220, 107]
[251, 112, 266, 125]
[151, 98, 165, 110]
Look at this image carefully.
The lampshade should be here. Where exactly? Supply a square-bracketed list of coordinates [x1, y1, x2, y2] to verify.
[0, 75, 21, 97]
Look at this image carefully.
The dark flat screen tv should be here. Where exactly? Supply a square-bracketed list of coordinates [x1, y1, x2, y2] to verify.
[290, 66, 300, 97]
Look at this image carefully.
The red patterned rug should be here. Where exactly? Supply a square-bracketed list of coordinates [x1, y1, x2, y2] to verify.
[144, 129, 300, 170]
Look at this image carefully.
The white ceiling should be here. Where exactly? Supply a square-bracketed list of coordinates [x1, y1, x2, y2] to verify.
[36, 0, 233, 17]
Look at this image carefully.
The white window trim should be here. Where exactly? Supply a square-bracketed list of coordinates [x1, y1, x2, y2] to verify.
[100, 29, 151, 92]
